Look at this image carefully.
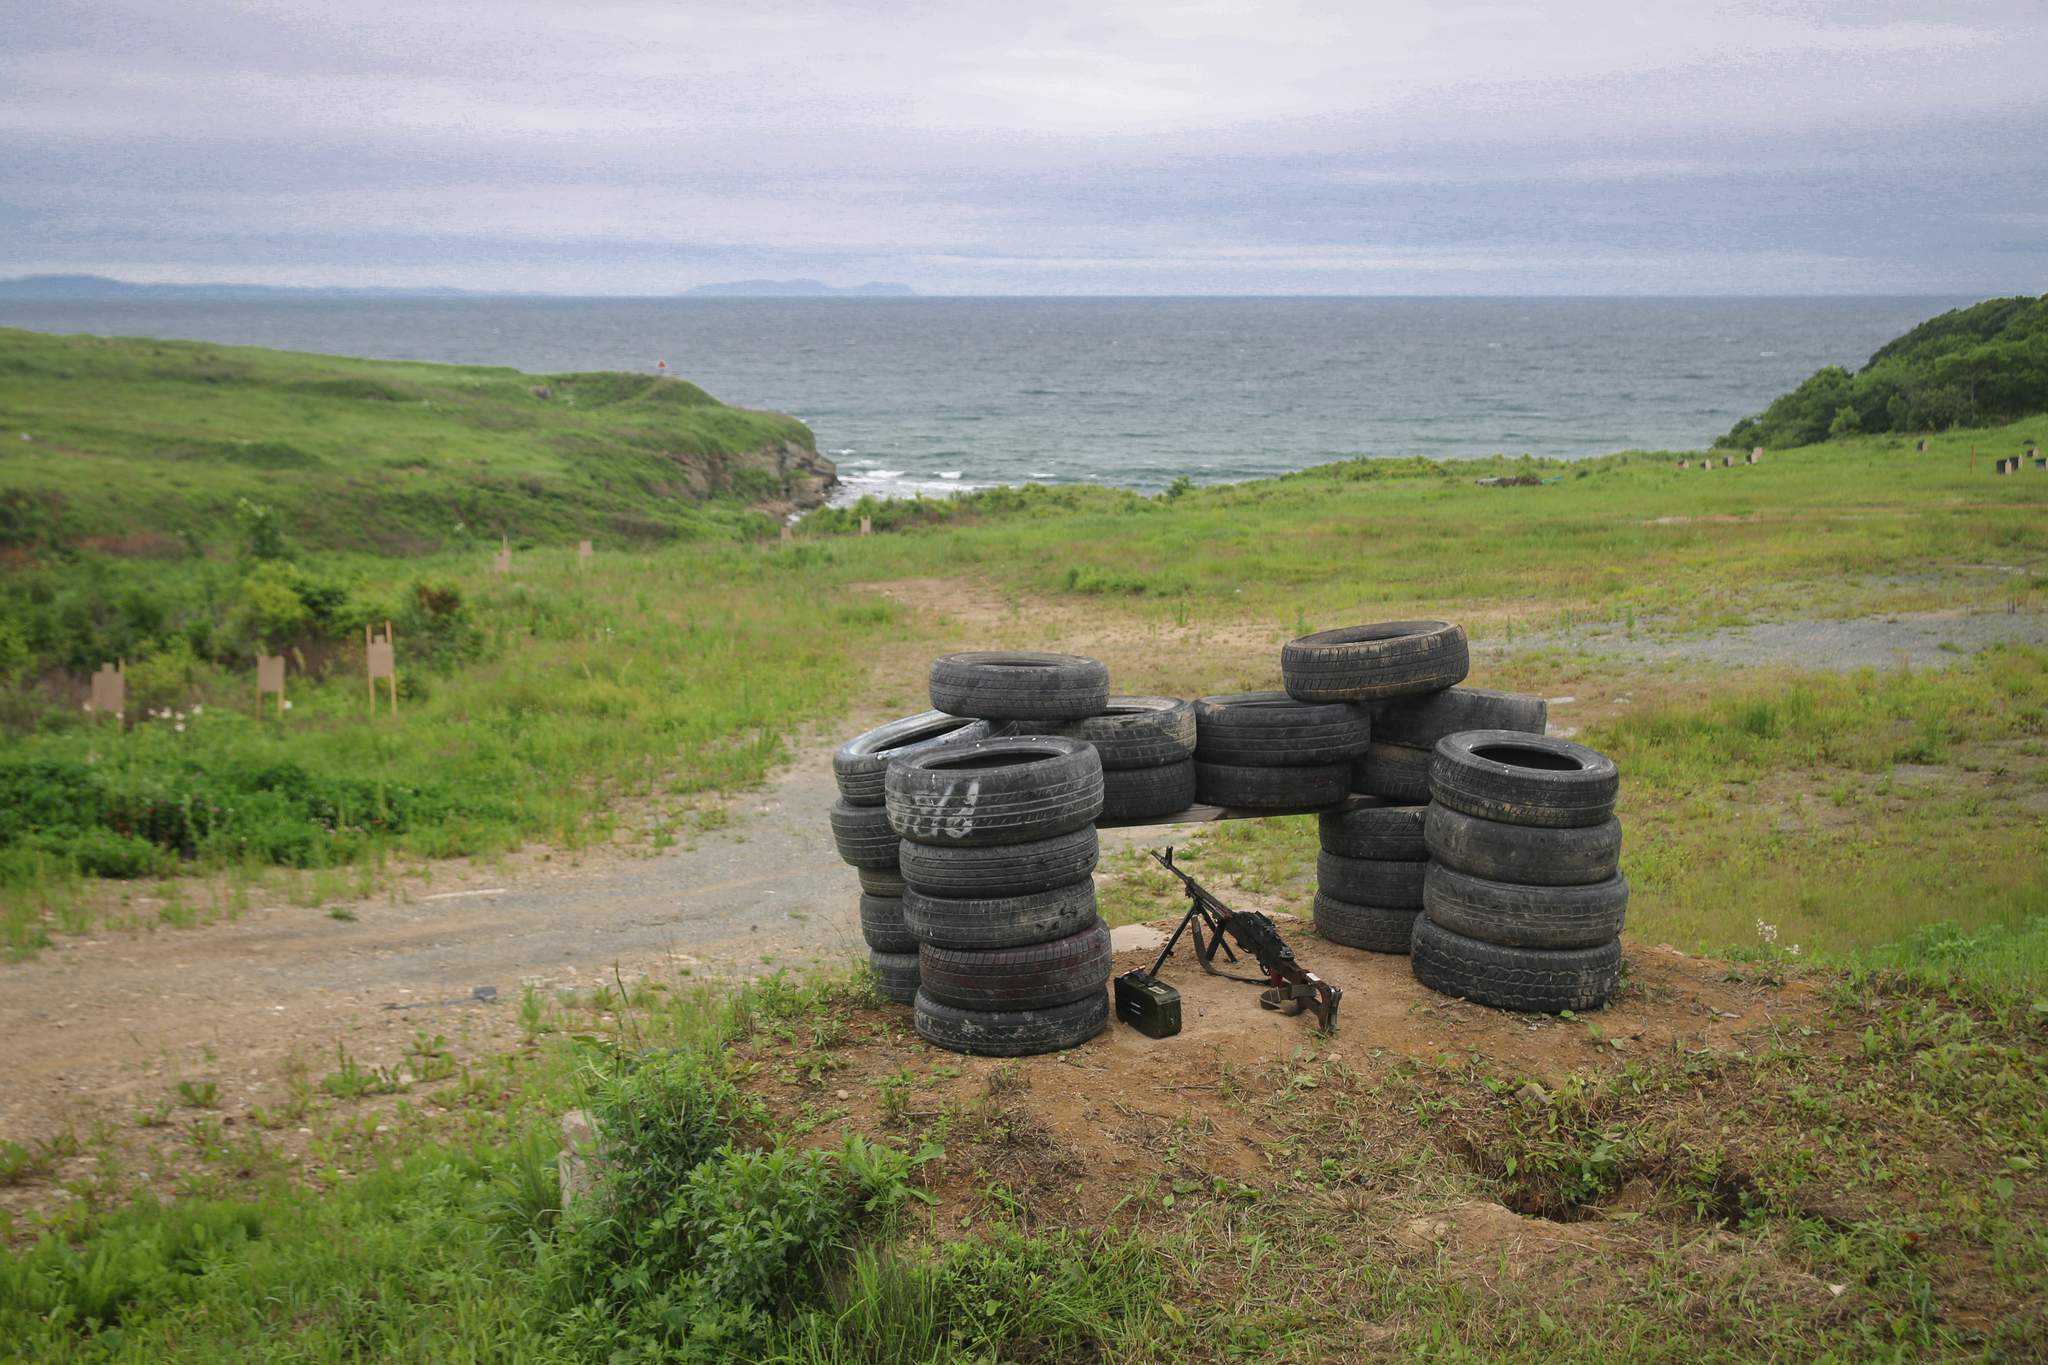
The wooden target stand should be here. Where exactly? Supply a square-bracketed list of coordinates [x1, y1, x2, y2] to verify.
[366, 623, 398, 714]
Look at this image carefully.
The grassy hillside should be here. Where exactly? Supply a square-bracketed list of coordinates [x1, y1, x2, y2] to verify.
[0, 327, 826, 554]
[1716, 293, 2048, 448]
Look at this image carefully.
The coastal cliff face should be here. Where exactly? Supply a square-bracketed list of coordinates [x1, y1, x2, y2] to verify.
[647, 439, 838, 514]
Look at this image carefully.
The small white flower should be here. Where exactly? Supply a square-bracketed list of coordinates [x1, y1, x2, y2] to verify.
[282, 700, 293, 710]
[191, 706, 203, 715]
[175, 711, 185, 720]
[174, 723, 185, 732]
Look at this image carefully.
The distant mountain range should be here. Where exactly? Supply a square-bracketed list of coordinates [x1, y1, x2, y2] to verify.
[680, 279, 916, 297]
[0, 274, 918, 300]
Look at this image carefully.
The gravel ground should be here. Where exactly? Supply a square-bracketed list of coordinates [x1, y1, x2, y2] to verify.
[1478, 608, 2048, 672]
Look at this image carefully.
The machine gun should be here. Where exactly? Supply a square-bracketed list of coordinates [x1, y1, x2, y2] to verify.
[1113, 846, 1343, 1038]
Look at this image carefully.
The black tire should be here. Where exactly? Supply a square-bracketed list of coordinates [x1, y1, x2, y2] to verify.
[928, 652, 1110, 722]
[1319, 804, 1427, 860]
[899, 826, 1098, 898]
[886, 736, 1103, 847]
[1315, 851, 1427, 909]
[1193, 760, 1352, 810]
[1280, 621, 1470, 702]
[1372, 687, 1546, 749]
[830, 799, 899, 868]
[903, 879, 1099, 951]
[1192, 692, 1371, 766]
[1351, 743, 1432, 804]
[1428, 731, 1619, 829]
[833, 712, 1003, 806]
[1313, 892, 1418, 954]
[914, 988, 1109, 1057]
[1424, 805, 1622, 887]
[857, 864, 907, 897]
[1423, 865, 1629, 950]
[1100, 760, 1198, 822]
[1410, 915, 1621, 1013]
[1046, 697, 1196, 769]
[918, 918, 1113, 1011]
[860, 893, 918, 953]
[870, 949, 921, 1004]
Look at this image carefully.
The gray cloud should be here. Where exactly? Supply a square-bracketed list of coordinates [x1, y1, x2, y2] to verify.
[2, 0, 2043, 291]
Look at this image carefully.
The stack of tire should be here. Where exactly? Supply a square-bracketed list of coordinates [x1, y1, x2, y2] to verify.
[1190, 692, 1371, 809]
[1312, 805, 1429, 953]
[1412, 732, 1627, 1013]
[830, 711, 1004, 1003]
[1276, 622, 1546, 954]
[1048, 697, 1198, 821]
[890, 652, 1118, 1056]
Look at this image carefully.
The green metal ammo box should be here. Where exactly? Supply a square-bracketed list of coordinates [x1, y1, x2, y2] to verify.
[1114, 971, 1182, 1039]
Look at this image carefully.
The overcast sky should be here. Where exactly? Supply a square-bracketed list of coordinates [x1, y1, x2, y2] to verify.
[3, 0, 2044, 294]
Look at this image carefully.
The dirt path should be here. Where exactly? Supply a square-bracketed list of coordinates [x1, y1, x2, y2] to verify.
[0, 737, 866, 1163]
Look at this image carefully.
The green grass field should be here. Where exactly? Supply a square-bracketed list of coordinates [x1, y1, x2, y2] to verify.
[0, 392, 2043, 962]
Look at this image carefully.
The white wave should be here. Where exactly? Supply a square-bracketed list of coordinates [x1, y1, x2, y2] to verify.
[937, 471, 961, 479]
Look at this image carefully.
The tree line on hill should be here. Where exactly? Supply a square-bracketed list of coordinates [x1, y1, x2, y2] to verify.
[1715, 294, 2047, 449]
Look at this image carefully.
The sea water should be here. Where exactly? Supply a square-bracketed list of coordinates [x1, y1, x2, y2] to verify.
[0, 295, 1972, 502]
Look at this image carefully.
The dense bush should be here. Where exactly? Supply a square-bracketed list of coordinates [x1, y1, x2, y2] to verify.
[542, 1043, 936, 1362]
[1716, 294, 2048, 448]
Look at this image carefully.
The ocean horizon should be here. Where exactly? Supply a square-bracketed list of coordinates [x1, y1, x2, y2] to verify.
[0, 294, 1979, 502]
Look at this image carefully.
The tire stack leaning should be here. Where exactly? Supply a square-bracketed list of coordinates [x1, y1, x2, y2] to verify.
[891, 652, 1116, 1056]
[1412, 731, 1627, 1013]
[1049, 697, 1198, 821]
[830, 711, 1002, 1003]
[1190, 692, 1371, 809]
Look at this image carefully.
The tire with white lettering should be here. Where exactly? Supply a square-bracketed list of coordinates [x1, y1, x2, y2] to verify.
[1422, 865, 1629, 951]
[1318, 804, 1428, 861]
[1313, 892, 1419, 954]
[898, 825, 1098, 897]
[1410, 915, 1621, 1013]
[1280, 621, 1470, 702]
[1350, 743, 1432, 804]
[1428, 732, 1619, 829]
[1193, 760, 1352, 810]
[1424, 804, 1622, 887]
[914, 987, 1110, 1057]
[886, 736, 1103, 847]
[859, 893, 918, 954]
[833, 711, 1004, 806]
[903, 879, 1099, 951]
[830, 798, 900, 868]
[869, 949, 921, 1004]
[1100, 760, 1198, 822]
[1315, 852, 1428, 909]
[928, 652, 1110, 722]
[1372, 686, 1546, 749]
[918, 918, 1113, 1012]
[1047, 696, 1197, 769]
[1192, 692, 1372, 766]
